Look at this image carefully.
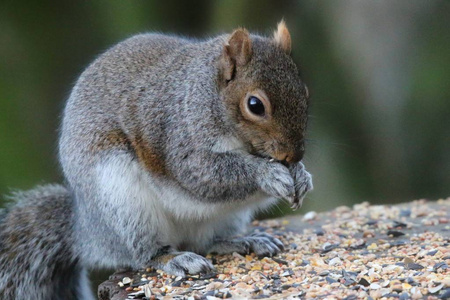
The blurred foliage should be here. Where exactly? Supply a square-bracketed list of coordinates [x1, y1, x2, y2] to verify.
[1, 0, 449, 216]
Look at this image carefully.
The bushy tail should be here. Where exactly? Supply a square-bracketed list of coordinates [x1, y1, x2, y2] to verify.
[0, 184, 93, 300]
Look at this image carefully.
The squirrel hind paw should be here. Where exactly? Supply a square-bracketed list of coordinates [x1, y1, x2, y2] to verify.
[156, 252, 215, 277]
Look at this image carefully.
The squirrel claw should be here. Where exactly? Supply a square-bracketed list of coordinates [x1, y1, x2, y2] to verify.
[290, 200, 302, 211]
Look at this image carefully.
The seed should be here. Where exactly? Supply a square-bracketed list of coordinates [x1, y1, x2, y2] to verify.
[303, 211, 317, 221]
[428, 284, 444, 294]
[122, 277, 132, 285]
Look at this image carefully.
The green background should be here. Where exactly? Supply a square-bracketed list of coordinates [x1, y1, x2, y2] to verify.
[1, 0, 449, 216]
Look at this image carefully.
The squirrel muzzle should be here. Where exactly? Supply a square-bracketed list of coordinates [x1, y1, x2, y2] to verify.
[271, 142, 305, 165]
[285, 148, 304, 164]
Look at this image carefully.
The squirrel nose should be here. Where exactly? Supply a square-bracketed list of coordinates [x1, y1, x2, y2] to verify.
[273, 149, 304, 165]
[272, 143, 305, 164]
[285, 143, 305, 164]
[285, 149, 304, 164]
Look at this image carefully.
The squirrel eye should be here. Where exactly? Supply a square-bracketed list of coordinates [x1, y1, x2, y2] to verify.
[247, 96, 265, 116]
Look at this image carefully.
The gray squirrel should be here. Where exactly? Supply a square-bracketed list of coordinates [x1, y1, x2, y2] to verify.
[0, 21, 312, 299]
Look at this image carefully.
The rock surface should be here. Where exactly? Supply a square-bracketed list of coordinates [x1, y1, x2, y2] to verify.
[98, 199, 450, 299]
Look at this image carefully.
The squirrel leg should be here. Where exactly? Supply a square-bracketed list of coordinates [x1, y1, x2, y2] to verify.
[208, 232, 284, 257]
[150, 246, 215, 277]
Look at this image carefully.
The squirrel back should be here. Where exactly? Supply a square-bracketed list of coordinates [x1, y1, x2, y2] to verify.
[59, 32, 226, 182]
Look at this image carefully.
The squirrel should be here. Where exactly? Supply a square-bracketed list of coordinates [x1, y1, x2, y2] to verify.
[0, 21, 312, 299]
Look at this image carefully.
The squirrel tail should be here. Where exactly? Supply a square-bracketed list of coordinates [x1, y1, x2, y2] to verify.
[0, 184, 94, 300]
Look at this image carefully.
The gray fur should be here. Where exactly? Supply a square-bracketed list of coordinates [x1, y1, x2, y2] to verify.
[0, 185, 94, 300]
[0, 26, 313, 298]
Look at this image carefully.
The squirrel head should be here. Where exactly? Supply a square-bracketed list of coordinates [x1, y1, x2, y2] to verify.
[219, 21, 309, 165]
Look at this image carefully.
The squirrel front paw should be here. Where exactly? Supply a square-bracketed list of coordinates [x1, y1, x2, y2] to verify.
[209, 232, 284, 257]
[289, 162, 313, 210]
[257, 162, 295, 202]
[153, 251, 215, 277]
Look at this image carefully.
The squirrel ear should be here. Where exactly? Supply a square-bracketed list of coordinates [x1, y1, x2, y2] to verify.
[221, 28, 252, 81]
[273, 20, 291, 54]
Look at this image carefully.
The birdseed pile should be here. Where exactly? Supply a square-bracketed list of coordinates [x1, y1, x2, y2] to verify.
[98, 199, 450, 300]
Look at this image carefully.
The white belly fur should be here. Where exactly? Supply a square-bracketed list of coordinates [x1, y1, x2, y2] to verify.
[96, 153, 277, 253]
[148, 174, 277, 252]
